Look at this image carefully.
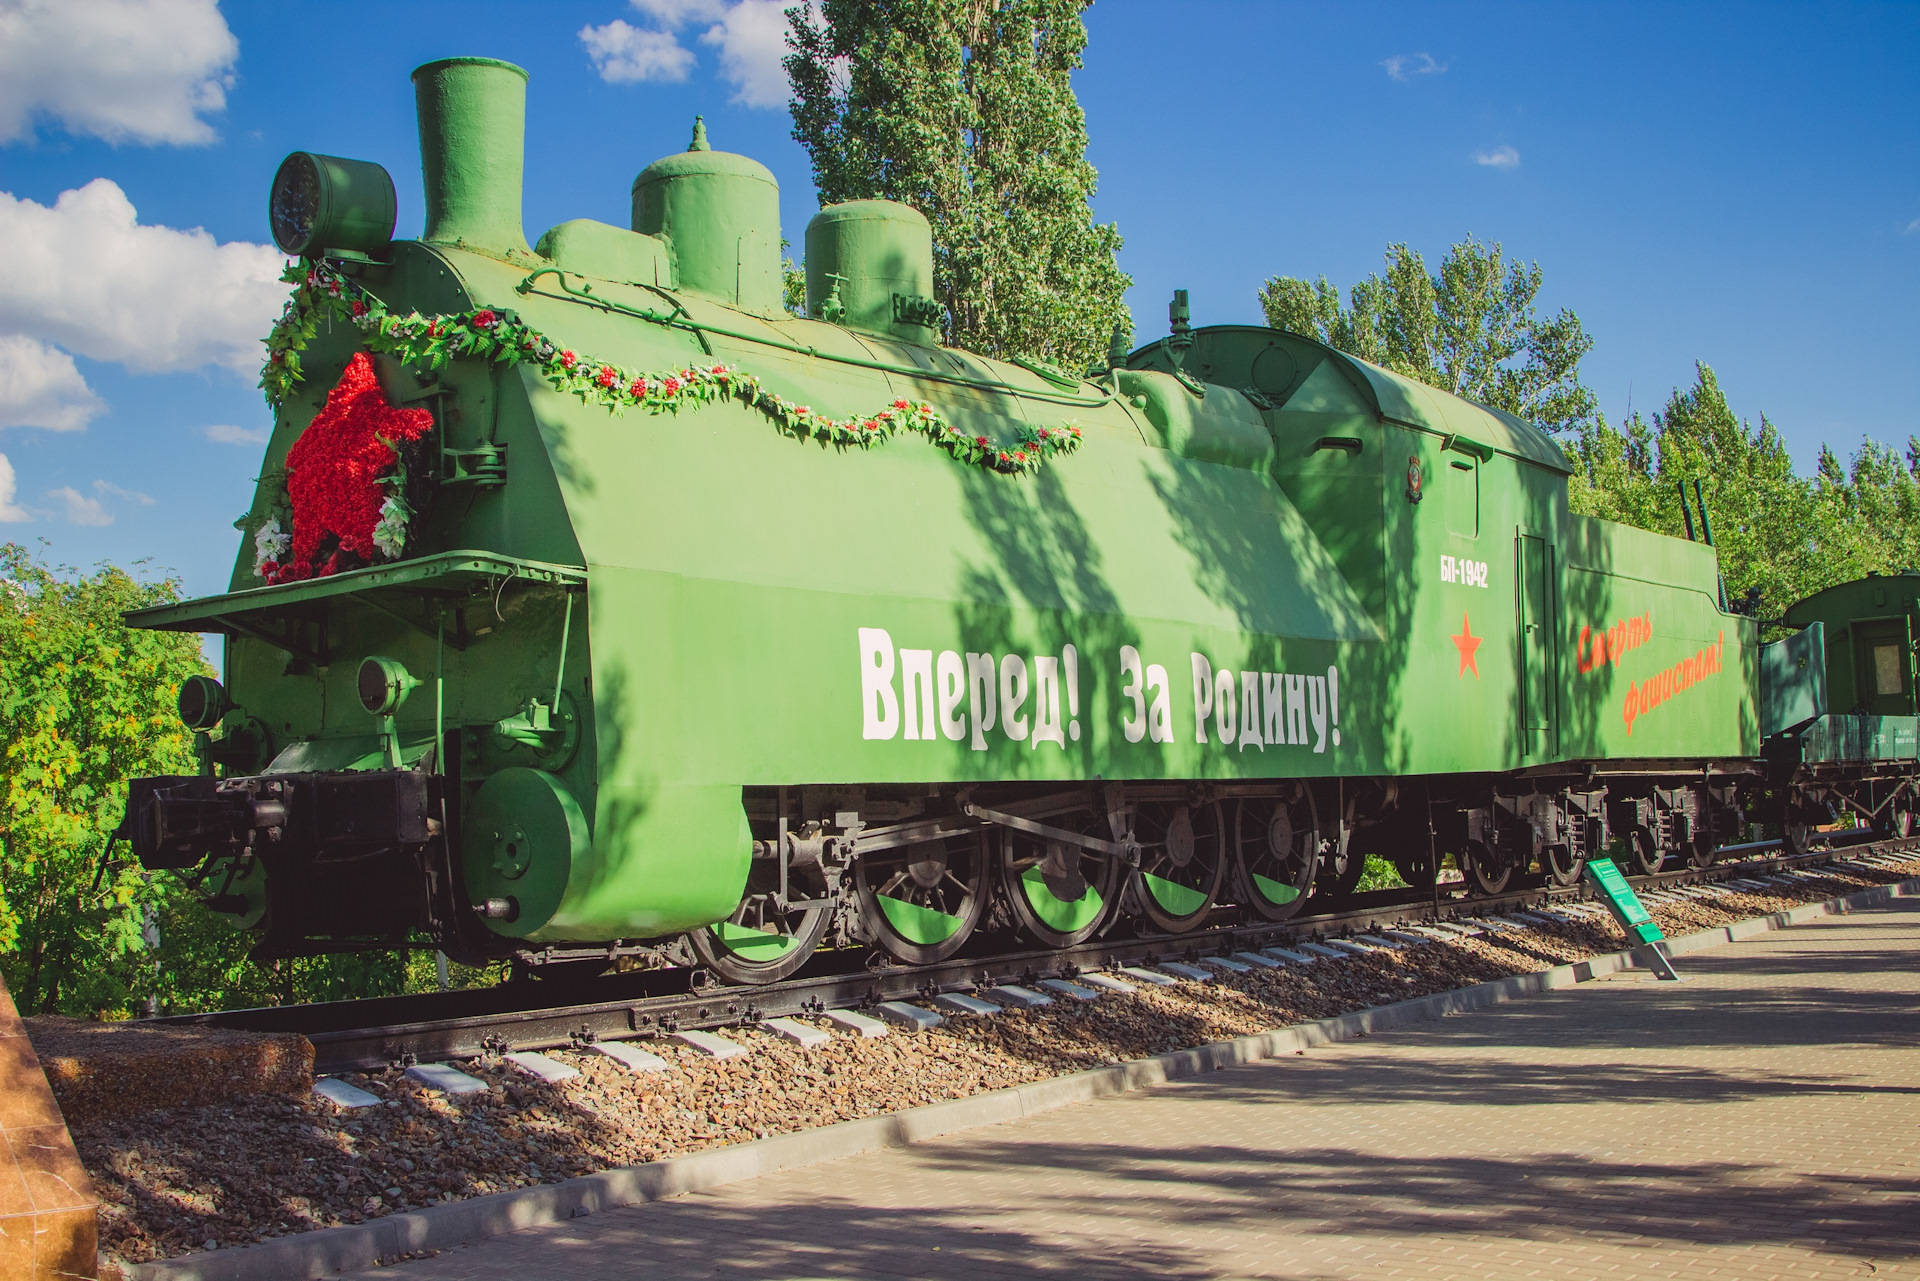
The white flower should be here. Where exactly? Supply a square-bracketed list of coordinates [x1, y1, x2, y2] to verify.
[252, 517, 290, 578]
[371, 495, 410, 560]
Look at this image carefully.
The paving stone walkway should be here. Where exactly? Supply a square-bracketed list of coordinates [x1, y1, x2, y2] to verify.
[353, 900, 1920, 1280]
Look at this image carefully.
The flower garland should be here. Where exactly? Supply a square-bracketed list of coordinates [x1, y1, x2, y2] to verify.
[261, 261, 1084, 478]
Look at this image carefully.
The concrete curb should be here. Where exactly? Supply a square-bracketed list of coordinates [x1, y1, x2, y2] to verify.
[128, 873, 1920, 1281]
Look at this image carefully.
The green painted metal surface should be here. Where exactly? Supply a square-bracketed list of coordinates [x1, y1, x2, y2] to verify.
[874, 894, 963, 945]
[1250, 872, 1302, 905]
[712, 920, 799, 960]
[412, 58, 532, 257]
[1017, 866, 1104, 933]
[1141, 872, 1208, 917]
[805, 200, 940, 342]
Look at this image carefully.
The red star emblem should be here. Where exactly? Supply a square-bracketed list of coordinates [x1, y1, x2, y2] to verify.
[285, 351, 434, 574]
[1452, 612, 1483, 678]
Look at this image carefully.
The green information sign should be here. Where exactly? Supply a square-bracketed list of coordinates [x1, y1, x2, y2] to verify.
[1583, 857, 1681, 980]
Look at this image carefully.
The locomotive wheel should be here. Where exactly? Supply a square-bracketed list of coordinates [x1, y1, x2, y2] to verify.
[1460, 840, 1511, 895]
[1781, 822, 1812, 856]
[854, 831, 992, 965]
[1625, 826, 1664, 875]
[1232, 792, 1318, 921]
[1542, 843, 1584, 887]
[1879, 808, 1914, 840]
[687, 862, 833, 984]
[1131, 800, 1228, 934]
[1687, 832, 1716, 870]
[999, 817, 1119, 948]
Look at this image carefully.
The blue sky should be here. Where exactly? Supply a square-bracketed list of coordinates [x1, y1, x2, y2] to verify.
[2, 0, 1916, 610]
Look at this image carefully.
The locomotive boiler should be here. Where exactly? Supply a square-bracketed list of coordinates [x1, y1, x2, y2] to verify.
[122, 57, 1918, 984]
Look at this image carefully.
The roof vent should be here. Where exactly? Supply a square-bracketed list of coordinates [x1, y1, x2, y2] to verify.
[631, 118, 781, 313]
[804, 200, 940, 342]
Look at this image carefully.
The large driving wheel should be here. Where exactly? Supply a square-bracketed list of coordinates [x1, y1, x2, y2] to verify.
[1232, 791, 1318, 921]
[1131, 800, 1228, 934]
[999, 815, 1119, 948]
[855, 831, 992, 964]
[687, 859, 833, 985]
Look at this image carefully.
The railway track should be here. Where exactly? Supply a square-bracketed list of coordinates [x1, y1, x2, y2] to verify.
[156, 835, 1909, 1073]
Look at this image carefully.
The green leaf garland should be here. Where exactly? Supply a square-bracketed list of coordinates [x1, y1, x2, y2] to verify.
[262, 261, 1084, 478]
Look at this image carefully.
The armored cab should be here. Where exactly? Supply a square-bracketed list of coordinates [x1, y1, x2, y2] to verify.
[1763, 573, 1920, 776]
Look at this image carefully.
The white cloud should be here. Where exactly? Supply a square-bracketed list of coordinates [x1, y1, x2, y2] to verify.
[0, 179, 286, 375]
[0, 453, 29, 522]
[49, 485, 110, 526]
[701, 1, 794, 108]
[581, 19, 699, 83]
[630, 0, 726, 21]
[1906, 217, 1920, 234]
[95, 479, 152, 505]
[583, 1, 794, 106]
[0, 0, 238, 146]
[0, 335, 104, 431]
[44, 477, 146, 526]
[1473, 145, 1521, 169]
[204, 422, 268, 446]
[1382, 52, 1447, 82]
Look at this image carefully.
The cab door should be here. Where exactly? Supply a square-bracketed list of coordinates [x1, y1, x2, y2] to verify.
[1852, 617, 1915, 716]
[1518, 532, 1556, 753]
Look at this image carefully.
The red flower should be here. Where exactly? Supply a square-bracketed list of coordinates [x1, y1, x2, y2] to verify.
[350, 299, 367, 317]
[630, 378, 648, 397]
[597, 366, 616, 388]
[284, 352, 434, 574]
[663, 376, 681, 394]
[711, 364, 727, 375]
[1014, 451, 1029, 462]
[560, 350, 577, 370]
[893, 399, 909, 410]
[472, 309, 497, 329]
[975, 436, 990, 447]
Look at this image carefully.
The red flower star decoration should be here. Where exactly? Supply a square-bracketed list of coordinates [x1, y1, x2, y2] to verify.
[284, 352, 434, 577]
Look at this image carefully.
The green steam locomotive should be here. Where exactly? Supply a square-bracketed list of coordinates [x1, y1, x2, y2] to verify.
[123, 57, 1918, 983]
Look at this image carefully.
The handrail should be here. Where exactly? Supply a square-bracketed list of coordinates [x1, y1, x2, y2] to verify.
[513, 268, 1117, 411]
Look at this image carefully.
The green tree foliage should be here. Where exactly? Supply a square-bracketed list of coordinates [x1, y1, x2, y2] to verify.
[787, 0, 1131, 369]
[0, 545, 498, 1017]
[0, 545, 209, 1014]
[1566, 365, 1920, 621]
[1259, 237, 1599, 434]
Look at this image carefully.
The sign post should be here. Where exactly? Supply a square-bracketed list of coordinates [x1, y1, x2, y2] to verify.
[1583, 857, 1682, 981]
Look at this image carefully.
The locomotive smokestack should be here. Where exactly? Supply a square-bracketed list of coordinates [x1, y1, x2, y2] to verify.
[411, 57, 531, 257]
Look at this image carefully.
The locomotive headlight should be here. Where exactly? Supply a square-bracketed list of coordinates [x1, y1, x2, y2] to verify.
[357, 656, 420, 716]
[269, 151, 398, 258]
[177, 675, 230, 730]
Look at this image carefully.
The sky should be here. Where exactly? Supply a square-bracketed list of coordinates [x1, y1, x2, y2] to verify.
[2, 0, 1917, 612]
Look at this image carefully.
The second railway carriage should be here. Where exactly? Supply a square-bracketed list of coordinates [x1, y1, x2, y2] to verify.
[122, 56, 1910, 984]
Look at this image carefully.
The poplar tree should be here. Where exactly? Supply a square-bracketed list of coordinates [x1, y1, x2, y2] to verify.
[1259, 237, 1599, 435]
[786, 0, 1131, 370]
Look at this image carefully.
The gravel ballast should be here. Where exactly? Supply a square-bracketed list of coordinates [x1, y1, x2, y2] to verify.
[73, 854, 1920, 1273]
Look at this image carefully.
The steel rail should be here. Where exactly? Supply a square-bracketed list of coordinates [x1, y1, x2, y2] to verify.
[150, 835, 1913, 1074]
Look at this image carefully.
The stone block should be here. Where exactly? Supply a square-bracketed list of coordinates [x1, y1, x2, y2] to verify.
[819, 1009, 889, 1037]
[761, 1018, 831, 1048]
[671, 1030, 749, 1059]
[505, 1051, 580, 1083]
